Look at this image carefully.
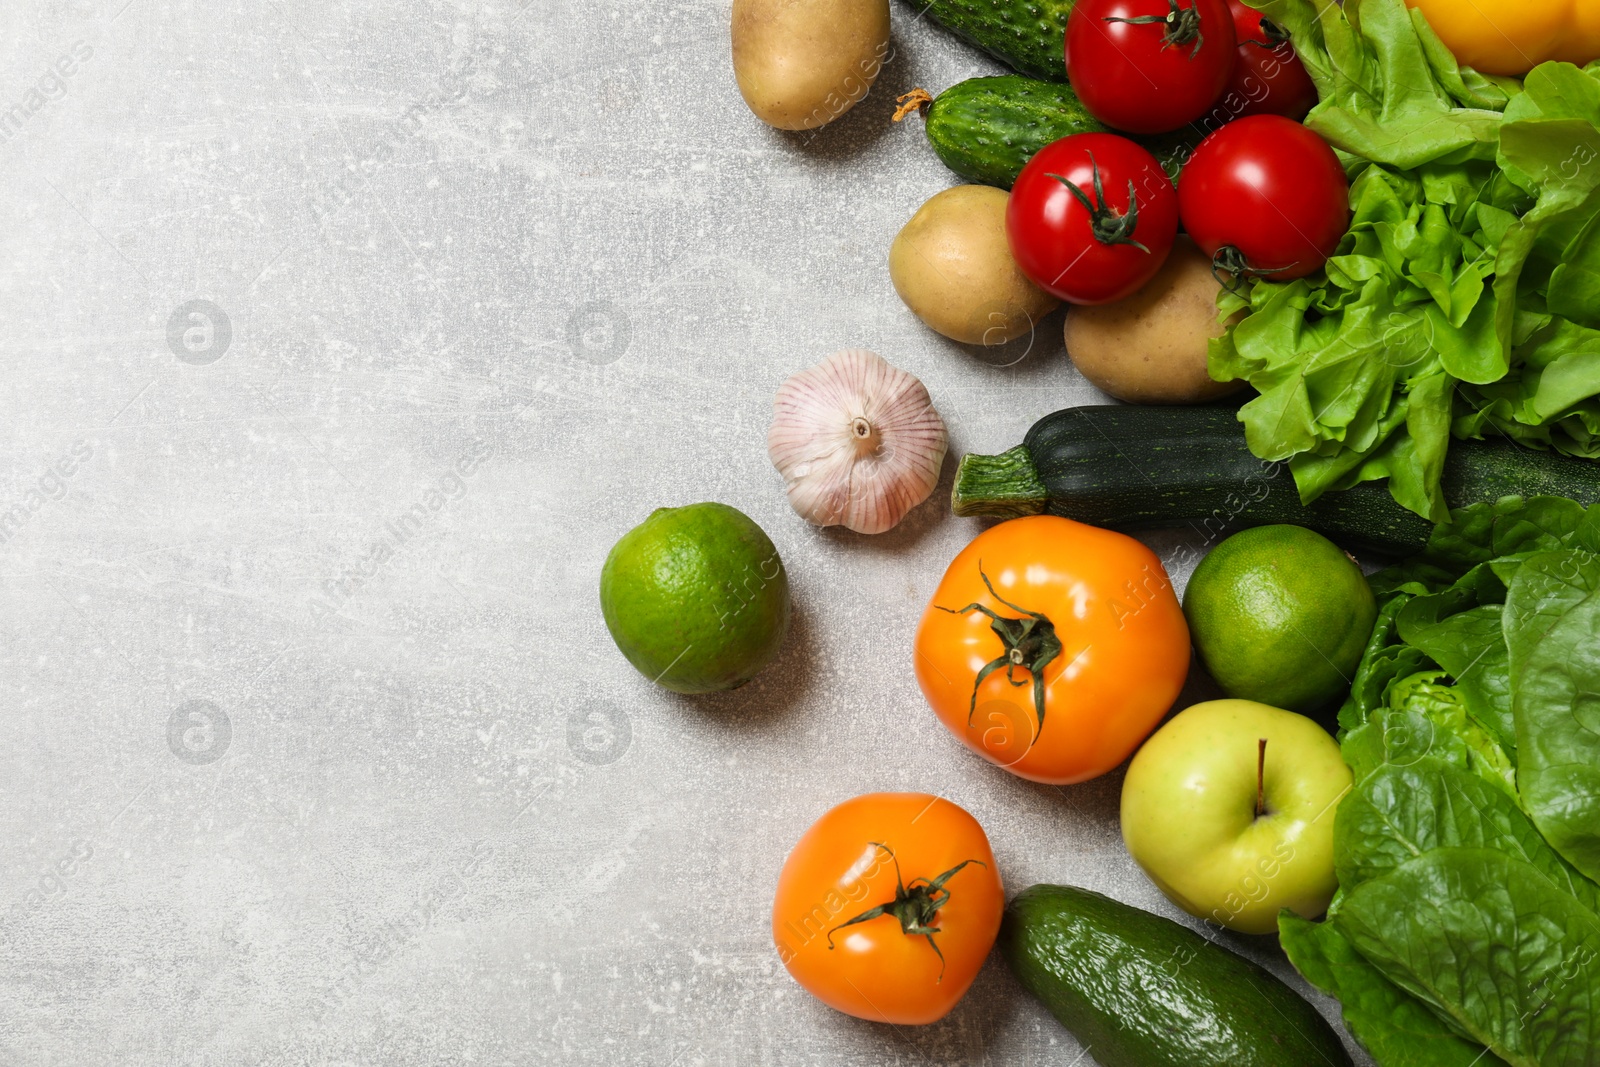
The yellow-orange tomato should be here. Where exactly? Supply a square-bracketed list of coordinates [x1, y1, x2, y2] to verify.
[772, 793, 1003, 1025]
[914, 516, 1190, 785]
[1405, 0, 1600, 75]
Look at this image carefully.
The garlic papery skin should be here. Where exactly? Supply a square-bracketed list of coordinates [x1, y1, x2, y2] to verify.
[768, 349, 948, 534]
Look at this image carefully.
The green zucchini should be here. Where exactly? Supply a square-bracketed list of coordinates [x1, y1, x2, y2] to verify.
[909, 0, 1074, 82]
[906, 75, 1200, 189]
[1002, 884, 1353, 1067]
[951, 405, 1600, 556]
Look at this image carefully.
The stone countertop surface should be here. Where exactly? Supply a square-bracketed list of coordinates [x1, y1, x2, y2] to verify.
[0, 0, 1372, 1063]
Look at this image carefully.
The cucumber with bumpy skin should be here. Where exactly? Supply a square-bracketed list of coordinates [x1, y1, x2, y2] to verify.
[908, 0, 1074, 81]
[901, 76, 1200, 189]
[918, 75, 1105, 188]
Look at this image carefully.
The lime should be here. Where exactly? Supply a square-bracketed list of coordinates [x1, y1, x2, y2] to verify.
[600, 502, 790, 694]
[1182, 525, 1376, 713]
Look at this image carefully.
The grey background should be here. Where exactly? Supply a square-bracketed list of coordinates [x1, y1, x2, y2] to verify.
[0, 0, 1372, 1063]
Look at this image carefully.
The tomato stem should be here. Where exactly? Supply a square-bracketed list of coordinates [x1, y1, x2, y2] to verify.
[826, 843, 986, 982]
[1048, 152, 1151, 254]
[1104, 0, 1206, 60]
[1210, 245, 1296, 293]
[935, 561, 1064, 747]
[1243, 16, 1291, 48]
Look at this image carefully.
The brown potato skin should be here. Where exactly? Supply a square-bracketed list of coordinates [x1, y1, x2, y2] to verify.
[890, 185, 1060, 346]
[1063, 236, 1246, 404]
[731, 0, 890, 131]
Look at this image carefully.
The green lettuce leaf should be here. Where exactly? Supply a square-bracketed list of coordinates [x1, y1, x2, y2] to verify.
[1243, 0, 1507, 166]
[1217, 1, 1600, 519]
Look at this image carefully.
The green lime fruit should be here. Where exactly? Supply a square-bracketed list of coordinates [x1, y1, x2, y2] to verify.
[600, 502, 790, 694]
[1182, 524, 1376, 713]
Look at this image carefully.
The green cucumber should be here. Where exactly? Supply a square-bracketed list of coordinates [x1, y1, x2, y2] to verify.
[951, 405, 1600, 556]
[920, 75, 1104, 189]
[1001, 883, 1353, 1067]
[909, 0, 1074, 82]
[905, 76, 1199, 189]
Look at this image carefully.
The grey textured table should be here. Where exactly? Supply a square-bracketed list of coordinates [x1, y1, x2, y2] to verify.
[0, 1, 1372, 1063]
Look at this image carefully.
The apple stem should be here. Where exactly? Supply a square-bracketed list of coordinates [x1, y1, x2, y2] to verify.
[1256, 738, 1268, 819]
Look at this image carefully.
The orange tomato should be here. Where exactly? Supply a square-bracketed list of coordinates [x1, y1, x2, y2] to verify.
[772, 792, 1003, 1025]
[914, 516, 1190, 785]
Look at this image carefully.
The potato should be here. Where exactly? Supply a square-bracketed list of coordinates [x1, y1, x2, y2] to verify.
[1063, 236, 1246, 404]
[890, 185, 1059, 346]
[731, 0, 890, 131]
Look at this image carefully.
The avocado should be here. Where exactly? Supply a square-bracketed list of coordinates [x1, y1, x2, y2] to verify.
[1000, 884, 1353, 1067]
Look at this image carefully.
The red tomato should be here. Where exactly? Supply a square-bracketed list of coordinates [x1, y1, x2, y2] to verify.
[1178, 115, 1349, 280]
[1065, 0, 1237, 134]
[1207, 0, 1317, 123]
[1006, 133, 1179, 306]
[772, 793, 1004, 1025]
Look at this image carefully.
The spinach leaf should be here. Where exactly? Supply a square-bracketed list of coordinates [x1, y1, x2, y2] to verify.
[1280, 913, 1503, 1067]
[1503, 550, 1600, 676]
[1334, 758, 1598, 908]
[1293, 497, 1600, 1067]
[1397, 600, 1516, 757]
[1506, 551, 1600, 882]
[1334, 848, 1600, 1067]
[1376, 497, 1590, 592]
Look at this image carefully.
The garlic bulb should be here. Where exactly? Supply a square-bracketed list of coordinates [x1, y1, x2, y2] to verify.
[768, 349, 948, 534]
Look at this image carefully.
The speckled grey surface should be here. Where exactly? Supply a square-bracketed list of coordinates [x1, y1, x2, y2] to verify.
[0, 1, 1374, 1064]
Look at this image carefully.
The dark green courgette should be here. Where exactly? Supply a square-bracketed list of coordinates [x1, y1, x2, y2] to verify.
[1002, 884, 1353, 1067]
[898, 76, 1200, 189]
[906, 0, 1074, 82]
[951, 405, 1600, 556]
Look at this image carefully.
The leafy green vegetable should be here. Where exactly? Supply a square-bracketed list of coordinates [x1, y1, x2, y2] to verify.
[1280, 914, 1503, 1067]
[1396, 604, 1515, 756]
[1335, 758, 1597, 907]
[1216, 0, 1600, 520]
[1335, 848, 1600, 1067]
[1505, 551, 1600, 882]
[1285, 495, 1600, 1067]
[1375, 495, 1591, 592]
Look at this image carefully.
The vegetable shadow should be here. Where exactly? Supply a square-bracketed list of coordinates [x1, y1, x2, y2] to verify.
[1007, 652, 1228, 814]
[829, 950, 1024, 1060]
[943, 304, 1071, 376]
[666, 597, 820, 728]
[777, 33, 919, 161]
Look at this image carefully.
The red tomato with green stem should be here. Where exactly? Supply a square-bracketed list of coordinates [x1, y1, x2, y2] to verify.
[1065, 0, 1237, 134]
[1209, 0, 1317, 122]
[1006, 133, 1179, 305]
[1178, 115, 1349, 281]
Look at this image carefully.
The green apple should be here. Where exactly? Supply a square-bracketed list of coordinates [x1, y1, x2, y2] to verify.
[1120, 699, 1352, 935]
